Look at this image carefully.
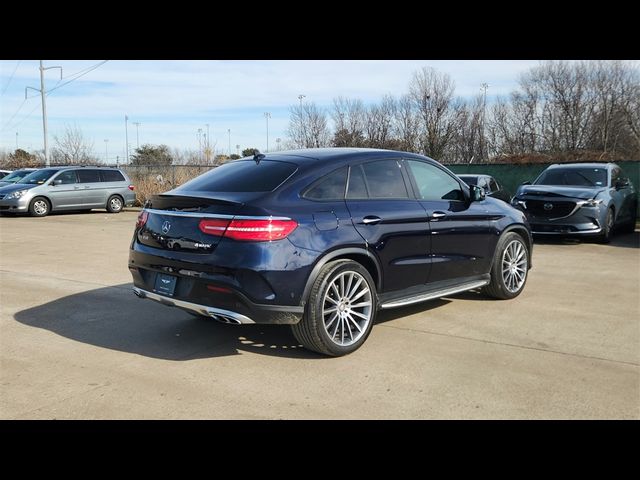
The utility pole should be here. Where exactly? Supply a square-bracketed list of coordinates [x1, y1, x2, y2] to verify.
[104, 139, 109, 164]
[116, 155, 119, 168]
[298, 94, 305, 108]
[276, 137, 281, 151]
[236, 144, 240, 156]
[133, 122, 140, 149]
[206, 123, 210, 162]
[26, 61, 62, 167]
[264, 112, 271, 152]
[480, 83, 489, 161]
[15, 132, 18, 150]
[197, 128, 203, 162]
[125, 115, 130, 163]
[227, 129, 231, 157]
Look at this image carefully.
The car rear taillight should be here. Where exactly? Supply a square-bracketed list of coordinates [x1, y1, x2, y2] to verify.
[128, 185, 135, 191]
[136, 210, 148, 228]
[199, 218, 297, 242]
[199, 219, 231, 236]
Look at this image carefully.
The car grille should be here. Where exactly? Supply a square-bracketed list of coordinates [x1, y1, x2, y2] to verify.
[526, 199, 576, 218]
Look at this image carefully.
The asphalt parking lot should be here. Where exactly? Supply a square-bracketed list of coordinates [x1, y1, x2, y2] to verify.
[0, 210, 638, 419]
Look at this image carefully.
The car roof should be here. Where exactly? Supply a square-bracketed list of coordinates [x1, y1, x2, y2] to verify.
[239, 147, 434, 167]
[547, 162, 613, 169]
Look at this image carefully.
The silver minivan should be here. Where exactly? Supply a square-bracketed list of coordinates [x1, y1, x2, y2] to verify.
[0, 166, 136, 217]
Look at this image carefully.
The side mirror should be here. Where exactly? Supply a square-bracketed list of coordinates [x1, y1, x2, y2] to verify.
[470, 184, 486, 202]
[521, 181, 531, 186]
[52, 179, 63, 186]
[615, 179, 630, 189]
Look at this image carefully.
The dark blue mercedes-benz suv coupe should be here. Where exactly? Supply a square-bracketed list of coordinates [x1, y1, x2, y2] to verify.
[129, 148, 533, 356]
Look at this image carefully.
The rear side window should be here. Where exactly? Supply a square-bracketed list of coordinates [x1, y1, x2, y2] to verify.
[360, 160, 409, 199]
[489, 178, 499, 192]
[303, 167, 347, 200]
[178, 160, 297, 193]
[100, 170, 125, 182]
[77, 169, 101, 183]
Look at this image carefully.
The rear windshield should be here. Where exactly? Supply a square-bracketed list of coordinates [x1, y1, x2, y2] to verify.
[177, 160, 297, 193]
[535, 168, 607, 187]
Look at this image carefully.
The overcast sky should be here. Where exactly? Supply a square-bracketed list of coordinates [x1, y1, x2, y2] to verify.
[0, 60, 542, 161]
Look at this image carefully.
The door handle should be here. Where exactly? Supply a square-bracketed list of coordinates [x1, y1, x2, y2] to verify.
[430, 211, 447, 220]
[361, 216, 382, 225]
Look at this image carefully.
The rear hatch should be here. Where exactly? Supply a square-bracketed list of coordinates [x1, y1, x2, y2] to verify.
[137, 193, 246, 254]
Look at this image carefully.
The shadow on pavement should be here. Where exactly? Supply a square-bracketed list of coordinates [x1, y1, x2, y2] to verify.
[14, 283, 321, 360]
[533, 230, 638, 249]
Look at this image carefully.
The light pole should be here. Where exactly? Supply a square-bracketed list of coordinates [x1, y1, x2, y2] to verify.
[25, 61, 62, 167]
[133, 122, 141, 149]
[206, 123, 210, 162]
[15, 132, 18, 150]
[236, 144, 240, 156]
[104, 139, 109, 164]
[125, 115, 130, 163]
[480, 83, 489, 161]
[264, 112, 271, 152]
[276, 137, 281, 151]
[227, 129, 231, 157]
[197, 128, 203, 162]
[298, 94, 305, 108]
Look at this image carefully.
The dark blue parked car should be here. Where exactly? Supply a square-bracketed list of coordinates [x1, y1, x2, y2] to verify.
[129, 148, 532, 356]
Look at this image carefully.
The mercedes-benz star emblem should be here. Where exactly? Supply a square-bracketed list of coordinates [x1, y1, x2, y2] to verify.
[543, 203, 553, 211]
[161, 221, 171, 234]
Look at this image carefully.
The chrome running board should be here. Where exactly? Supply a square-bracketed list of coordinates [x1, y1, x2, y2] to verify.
[380, 279, 489, 310]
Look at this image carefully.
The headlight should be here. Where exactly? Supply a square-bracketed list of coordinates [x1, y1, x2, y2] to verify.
[579, 199, 603, 208]
[5, 189, 29, 199]
[511, 198, 527, 209]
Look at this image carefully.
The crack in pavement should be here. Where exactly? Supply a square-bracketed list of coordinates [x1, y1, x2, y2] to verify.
[378, 323, 640, 367]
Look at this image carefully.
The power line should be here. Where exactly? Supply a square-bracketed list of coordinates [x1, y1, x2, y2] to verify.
[0, 98, 27, 131]
[1, 60, 22, 96]
[47, 60, 108, 94]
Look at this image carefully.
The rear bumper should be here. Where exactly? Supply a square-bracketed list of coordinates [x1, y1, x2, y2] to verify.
[132, 286, 303, 324]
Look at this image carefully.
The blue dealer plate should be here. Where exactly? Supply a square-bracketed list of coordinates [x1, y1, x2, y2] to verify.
[154, 273, 177, 296]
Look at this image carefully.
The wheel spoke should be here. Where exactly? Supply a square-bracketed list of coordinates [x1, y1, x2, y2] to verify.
[325, 296, 339, 305]
[330, 283, 340, 299]
[350, 288, 368, 303]
[350, 310, 369, 320]
[325, 312, 338, 330]
[346, 314, 363, 332]
[324, 306, 338, 314]
[350, 301, 371, 309]
[339, 274, 345, 298]
[345, 315, 353, 341]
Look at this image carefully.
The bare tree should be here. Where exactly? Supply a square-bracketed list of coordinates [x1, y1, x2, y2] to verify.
[392, 94, 420, 153]
[331, 97, 367, 147]
[450, 95, 483, 164]
[52, 124, 96, 164]
[364, 95, 396, 148]
[287, 102, 331, 148]
[409, 67, 460, 159]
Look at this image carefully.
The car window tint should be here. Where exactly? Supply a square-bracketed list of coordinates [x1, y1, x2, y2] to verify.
[407, 160, 464, 201]
[56, 170, 77, 184]
[347, 165, 368, 198]
[77, 169, 101, 183]
[361, 160, 408, 199]
[303, 167, 347, 200]
[178, 160, 297, 192]
[100, 170, 125, 182]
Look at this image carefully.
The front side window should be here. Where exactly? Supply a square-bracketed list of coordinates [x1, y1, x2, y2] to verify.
[77, 169, 101, 183]
[406, 160, 464, 201]
[303, 167, 347, 201]
[56, 170, 77, 184]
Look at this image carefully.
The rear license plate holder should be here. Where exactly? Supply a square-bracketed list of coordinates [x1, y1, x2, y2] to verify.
[154, 273, 177, 296]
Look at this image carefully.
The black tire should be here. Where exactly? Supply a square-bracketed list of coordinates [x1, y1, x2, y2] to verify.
[620, 206, 637, 234]
[483, 232, 529, 300]
[106, 195, 123, 213]
[292, 260, 377, 356]
[28, 197, 50, 217]
[596, 208, 614, 243]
